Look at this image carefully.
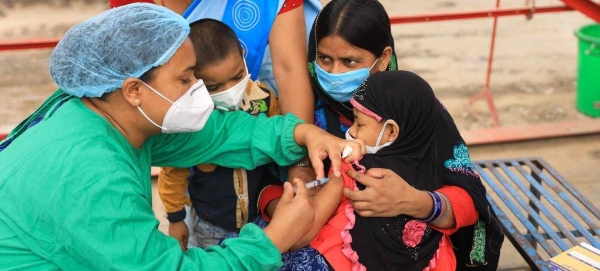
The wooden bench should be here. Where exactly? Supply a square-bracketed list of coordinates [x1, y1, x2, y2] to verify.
[473, 157, 600, 270]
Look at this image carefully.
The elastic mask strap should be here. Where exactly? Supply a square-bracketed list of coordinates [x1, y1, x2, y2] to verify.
[243, 58, 249, 76]
[137, 106, 164, 130]
[374, 119, 392, 148]
[141, 81, 175, 104]
[369, 58, 380, 71]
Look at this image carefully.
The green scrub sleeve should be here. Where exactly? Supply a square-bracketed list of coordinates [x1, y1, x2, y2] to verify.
[149, 110, 307, 169]
[57, 172, 283, 270]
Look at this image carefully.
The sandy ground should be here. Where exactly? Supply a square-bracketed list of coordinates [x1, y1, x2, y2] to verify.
[1, 0, 599, 269]
[1, 0, 597, 130]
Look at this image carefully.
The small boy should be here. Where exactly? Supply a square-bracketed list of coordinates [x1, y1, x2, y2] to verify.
[158, 19, 281, 250]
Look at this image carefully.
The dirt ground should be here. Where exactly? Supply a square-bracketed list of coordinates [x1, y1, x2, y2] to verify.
[1, 0, 597, 130]
[1, 0, 599, 269]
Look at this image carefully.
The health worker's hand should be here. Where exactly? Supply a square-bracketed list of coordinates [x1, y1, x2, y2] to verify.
[293, 124, 366, 179]
[288, 166, 319, 197]
[263, 179, 314, 253]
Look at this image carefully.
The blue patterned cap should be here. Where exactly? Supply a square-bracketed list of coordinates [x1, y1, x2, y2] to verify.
[50, 3, 190, 97]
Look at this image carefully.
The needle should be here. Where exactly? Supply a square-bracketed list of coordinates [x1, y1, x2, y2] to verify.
[293, 178, 329, 193]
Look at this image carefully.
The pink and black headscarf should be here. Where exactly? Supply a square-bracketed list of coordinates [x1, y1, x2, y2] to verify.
[349, 71, 503, 271]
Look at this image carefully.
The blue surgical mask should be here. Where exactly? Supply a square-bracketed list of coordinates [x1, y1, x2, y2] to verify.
[314, 59, 379, 102]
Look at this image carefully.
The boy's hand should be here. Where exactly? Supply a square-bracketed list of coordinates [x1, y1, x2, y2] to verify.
[168, 221, 189, 251]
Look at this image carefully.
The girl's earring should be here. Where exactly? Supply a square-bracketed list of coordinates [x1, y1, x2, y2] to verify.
[135, 99, 139, 104]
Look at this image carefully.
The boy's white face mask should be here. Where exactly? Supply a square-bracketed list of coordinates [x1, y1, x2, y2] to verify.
[210, 73, 251, 111]
[138, 79, 214, 134]
[345, 119, 395, 154]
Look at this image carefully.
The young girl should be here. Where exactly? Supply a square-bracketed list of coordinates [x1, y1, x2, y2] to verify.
[259, 70, 503, 270]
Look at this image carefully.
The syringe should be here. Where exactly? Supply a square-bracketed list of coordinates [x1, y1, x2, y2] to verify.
[291, 145, 350, 193]
[293, 178, 329, 193]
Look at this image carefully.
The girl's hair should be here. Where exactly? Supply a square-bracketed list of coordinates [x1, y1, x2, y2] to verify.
[314, 0, 394, 58]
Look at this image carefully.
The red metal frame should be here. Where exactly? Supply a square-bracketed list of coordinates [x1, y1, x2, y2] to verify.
[462, 118, 600, 145]
[0, 38, 60, 51]
[0, 4, 583, 52]
[468, 0, 502, 127]
[389, 5, 572, 24]
[561, 0, 600, 22]
[1, 1, 599, 146]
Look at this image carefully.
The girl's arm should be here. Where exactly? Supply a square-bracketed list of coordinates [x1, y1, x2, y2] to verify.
[289, 173, 343, 251]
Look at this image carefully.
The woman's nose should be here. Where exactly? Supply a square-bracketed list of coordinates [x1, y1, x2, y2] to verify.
[329, 62, 348, 74]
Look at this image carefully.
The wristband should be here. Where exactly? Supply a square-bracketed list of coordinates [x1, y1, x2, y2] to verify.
[293, 160, 312, 167]
[418, 191, 443, 222]
[431, 192, 451, 224]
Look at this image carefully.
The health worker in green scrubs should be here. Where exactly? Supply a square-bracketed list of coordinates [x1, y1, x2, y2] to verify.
[0, 4, 365, 270]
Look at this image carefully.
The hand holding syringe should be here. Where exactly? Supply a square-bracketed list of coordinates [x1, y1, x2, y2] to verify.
[293, 177, 329, 193]
[293, 145, 353, 193]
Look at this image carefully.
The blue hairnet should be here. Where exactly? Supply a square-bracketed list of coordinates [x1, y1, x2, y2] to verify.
[50, 4, 190, 98]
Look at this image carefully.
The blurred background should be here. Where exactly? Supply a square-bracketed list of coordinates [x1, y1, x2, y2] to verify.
[1, 0, 599, 269]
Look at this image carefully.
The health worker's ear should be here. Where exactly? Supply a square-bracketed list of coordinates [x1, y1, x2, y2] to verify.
[121, 78, 145, 107]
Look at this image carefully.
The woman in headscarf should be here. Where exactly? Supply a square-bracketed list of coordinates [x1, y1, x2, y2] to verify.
[340, 71, 504, 271]
[0, 4, 365, 270]
[258, 70, 504, 270]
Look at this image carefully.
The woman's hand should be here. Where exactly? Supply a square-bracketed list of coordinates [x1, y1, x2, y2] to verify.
[294, 124, 366, 179]
[343, 168, 433, 218]
[263, 179, 315, 253]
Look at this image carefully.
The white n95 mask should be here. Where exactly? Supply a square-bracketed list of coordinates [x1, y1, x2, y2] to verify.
[210, 73, 251, 111]
[345, 119, 394, 154]
[138, 79, 214, 134]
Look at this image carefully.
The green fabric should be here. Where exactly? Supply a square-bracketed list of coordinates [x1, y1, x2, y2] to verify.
[0, 97, 307, 270]
[0, 89, 70, 146]
[469, 219, 487, 265]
